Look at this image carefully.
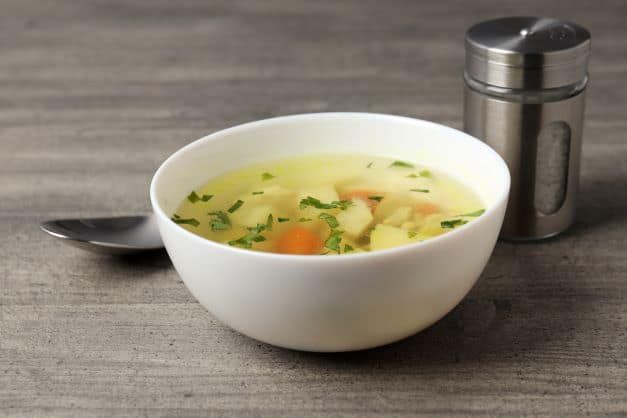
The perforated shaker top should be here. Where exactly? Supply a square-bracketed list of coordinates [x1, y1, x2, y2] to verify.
[465, 17, 591, 89]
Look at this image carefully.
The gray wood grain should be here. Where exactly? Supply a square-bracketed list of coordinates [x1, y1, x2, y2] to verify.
[1, 0, 626, 416]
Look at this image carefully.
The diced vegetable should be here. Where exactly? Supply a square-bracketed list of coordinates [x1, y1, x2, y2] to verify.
[419, 213, 447, 236]
[370, 224, 416, 251]
[415, 201, 440, 216]
[339, 189, 383, 211]
[230, 205, 276, 227]
[276, 226, 323, 255]
[383, 206, 412, 227]
[373, 193, 407, 221]
[337, 198, 373, 238]
[400, 221, 416, 230]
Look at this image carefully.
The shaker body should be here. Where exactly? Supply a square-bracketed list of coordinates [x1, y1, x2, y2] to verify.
[463, 16, 590, 240]
[464, 83, 586, 240]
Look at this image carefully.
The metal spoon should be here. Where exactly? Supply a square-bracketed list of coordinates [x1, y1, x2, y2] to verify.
[40, 215, 163, 255]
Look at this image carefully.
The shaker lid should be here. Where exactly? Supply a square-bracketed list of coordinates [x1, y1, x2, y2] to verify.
[465, 17, 591, 89]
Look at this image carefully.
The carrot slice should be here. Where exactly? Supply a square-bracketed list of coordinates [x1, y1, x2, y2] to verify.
[340, 190, 382, 211]
[276, 226, 323, 255]
[415, 202, 440, 215]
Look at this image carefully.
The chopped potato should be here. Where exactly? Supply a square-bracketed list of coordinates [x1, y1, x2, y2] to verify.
[400, 221, 416, 230]
[373, 193, 408, 222]
[337, 198, 373, 238]
[230, 205, 276, 227]
[370, 224, 416, 251]
[383, 206, 413, 227]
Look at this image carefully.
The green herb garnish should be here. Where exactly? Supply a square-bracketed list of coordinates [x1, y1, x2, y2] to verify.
[299, 196, 334, 210]
[228, 224, 267, 248]
[172, 217, 200, 227]
[187, 191, 200, 203]
[459, 209, 485, 217]
[440, 219, 468, 229]
[410, 189, 429, 193]
[173, 214, 181, 219]
[318, 213, 339, 229]
[324, 229, 343, 253]
[389, 160, 414, 168]
[187, 191, 213, 203]
[299, 196, 354, 211]
[408, 231, 418, 238]
[343, 244, 354, 253]
[368, 195, 384, 202]
[366, 162, 373, 168]
[333, 200, 354, 210]
[266, 214, 273, 231]
[261, 172, 275, 181]
[252, 191, 264, 195]
[406, 170, 431, 178]
[277, 217, 290, 223]
[227, 199, 244, 213]
[209, 211, 231, 231]
[298, 217, 312, 222]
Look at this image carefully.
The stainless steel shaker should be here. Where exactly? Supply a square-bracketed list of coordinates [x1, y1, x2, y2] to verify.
[463, 17, 591, 240]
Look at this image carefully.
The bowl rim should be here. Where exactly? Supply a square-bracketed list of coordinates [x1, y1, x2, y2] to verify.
[150, 112, 510, 263]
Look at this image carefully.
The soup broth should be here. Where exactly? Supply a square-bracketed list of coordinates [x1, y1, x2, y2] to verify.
[171, 154, 485, 255]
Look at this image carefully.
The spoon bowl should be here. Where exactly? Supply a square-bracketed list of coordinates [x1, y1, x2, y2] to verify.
[40, 215, 163, 255]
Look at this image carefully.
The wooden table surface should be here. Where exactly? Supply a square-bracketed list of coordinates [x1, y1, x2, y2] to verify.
[1, 1, 625, 416]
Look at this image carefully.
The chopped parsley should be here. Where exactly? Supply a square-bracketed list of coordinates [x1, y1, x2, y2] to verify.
[172, 214, 180, 219]
[266, 214, 273, 231]
[389, 160, 414, 168]
[228, 224, 267, 248]
[261, 172, 275, 181]
[332, 200, 354, 210]
[277, 217, 290, 223]
[406, 170, 431, 178]
[297, 217, 312, 222]
[209, 211, 231, 231]
[408, 231, 418, 238]
[318, 213, 339, 229]
[343, 244, 354, 253]
[368, 195, 384, 202]
[459, 209, 485, 217]
[187, 191, 213, 203]
[299, 196, 353, 211]
[227, 199, 244, 213]
[324, 229, 343, 253]
[252, 191, 264, 195]
[440, 219, 468, 229]
[366, 162, 374, 168]
[187, 191, 200, 203]
[171, 217, 200, 227]
[410, 188, 430, 193]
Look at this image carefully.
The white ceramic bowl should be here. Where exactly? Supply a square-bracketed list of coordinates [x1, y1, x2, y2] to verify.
[150, 113, 510, 352]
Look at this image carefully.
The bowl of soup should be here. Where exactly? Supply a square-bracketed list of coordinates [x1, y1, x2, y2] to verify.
[150, 113, 510, 352]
